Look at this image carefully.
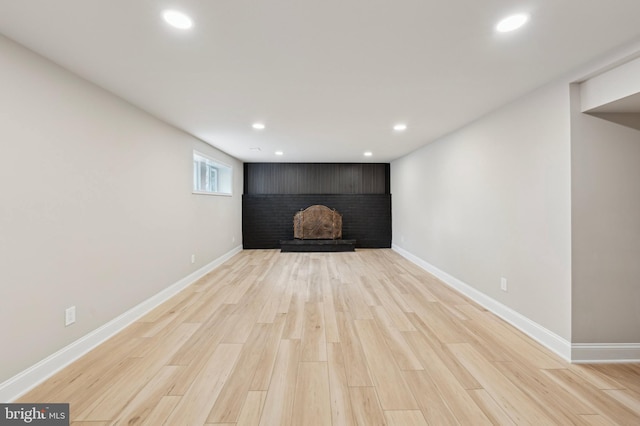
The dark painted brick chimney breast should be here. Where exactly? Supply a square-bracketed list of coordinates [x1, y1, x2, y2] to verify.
[242, 163, 391, 249]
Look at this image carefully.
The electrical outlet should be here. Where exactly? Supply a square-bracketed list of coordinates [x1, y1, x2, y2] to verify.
[65, 306, 76, 326]
[191, 254, 196, 264]
[500, 277, 508, 292]
[232, 236, 236, 243]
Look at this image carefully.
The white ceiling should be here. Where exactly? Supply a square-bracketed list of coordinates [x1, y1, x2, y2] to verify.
[1, 0, 640, 163]
[588, 93, 640, 113]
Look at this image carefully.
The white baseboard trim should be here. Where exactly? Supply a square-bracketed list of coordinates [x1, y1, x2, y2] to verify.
[0, 245, 243, 403]
[392, 244, 572, 362]
[571, 344, 640, 363]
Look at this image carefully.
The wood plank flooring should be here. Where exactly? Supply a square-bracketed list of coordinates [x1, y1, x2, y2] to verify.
[18, 249, 640, 425]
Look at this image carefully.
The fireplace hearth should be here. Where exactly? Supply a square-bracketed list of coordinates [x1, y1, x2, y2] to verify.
[281, 204, 355, 252]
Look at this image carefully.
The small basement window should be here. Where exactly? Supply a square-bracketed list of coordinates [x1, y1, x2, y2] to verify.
[193, 151, 232, 195]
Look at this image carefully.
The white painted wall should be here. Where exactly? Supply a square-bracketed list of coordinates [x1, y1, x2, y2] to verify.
[391, 82, 573, 340]
[571, 85, 640, 343]
[0, 35, 243, 384]
[580, 55, 640, 112]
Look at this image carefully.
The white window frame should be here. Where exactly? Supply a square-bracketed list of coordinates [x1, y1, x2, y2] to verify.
[192, 150, 233, 196]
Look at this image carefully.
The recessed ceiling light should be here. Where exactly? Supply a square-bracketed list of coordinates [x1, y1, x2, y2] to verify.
[364, 151, 373, 157]
[275, 151, 284, 156]
[393, 124, 407, 131]
[496, 14, 528, 33]
[249, 147, 261, 152]
[162, 10, 193, 30]
[252, 123, 266, 130]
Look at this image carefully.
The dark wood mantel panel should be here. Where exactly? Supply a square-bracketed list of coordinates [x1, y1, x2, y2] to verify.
[244, 163, 389, 194]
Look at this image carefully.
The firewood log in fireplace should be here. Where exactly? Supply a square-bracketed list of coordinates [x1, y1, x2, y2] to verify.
[293, 205, 342, 240]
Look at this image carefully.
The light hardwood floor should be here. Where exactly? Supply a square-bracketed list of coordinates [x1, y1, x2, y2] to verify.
[19, 249, 640, 425]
